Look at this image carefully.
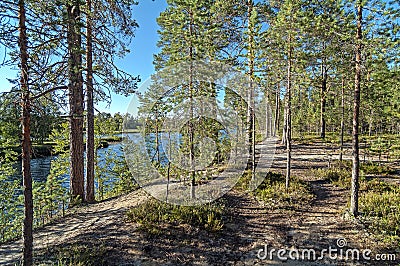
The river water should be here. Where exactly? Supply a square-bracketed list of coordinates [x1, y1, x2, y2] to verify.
[11, 142, 124, 188]
[11, 132, 206, 187]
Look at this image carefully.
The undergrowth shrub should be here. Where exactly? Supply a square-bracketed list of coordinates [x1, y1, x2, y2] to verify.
[359, 185, 400, 246]
[313, 160, 395, 189]
[360, 162, 395, 176]
[237, 171, 314, 209]
[311, 167, 352, 188]
[127, 198, 225, 235]
[35, 242, 107, 266]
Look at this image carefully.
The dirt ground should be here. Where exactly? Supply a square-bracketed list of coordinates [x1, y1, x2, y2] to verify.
[0, 140, 399, 266]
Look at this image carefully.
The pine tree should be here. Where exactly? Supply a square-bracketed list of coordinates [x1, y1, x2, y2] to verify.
[301, 0, 352, 139]
[350, 0, 362, 217]
[66, 0, 85, 203]
[17, 0, 33, 263]
[267, 0, 304, 189]
[84, 0, 139, 202]
[154, 0, 228, 199]
[348, 0, 400, 216]
[85, 0, 95, 202]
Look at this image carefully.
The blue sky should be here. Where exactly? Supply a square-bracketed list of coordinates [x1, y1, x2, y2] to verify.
[0, 0, 167, 115]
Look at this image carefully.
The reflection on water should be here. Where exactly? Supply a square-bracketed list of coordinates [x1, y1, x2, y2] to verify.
[11, 142, 125, 188]
[12, 156, 54, 184]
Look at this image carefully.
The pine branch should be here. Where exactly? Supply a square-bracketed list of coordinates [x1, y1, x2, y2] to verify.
[31, 86, 68, 101]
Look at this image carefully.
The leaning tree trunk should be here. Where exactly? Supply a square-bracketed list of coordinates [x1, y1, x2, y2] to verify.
[85, 0, 95, 203]
[67, 1, 85, 202]
[350, 2, 362, 217]
[19, 0, 33, 264]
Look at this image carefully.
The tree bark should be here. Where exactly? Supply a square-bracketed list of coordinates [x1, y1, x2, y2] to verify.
[85, 0, 95, 203]
[281, 104, 287, 146]
[246, 0, 256, 178]
[320, 73, 327, 139]
[320, 41, 327, 139]
[265, 92, 269, 138]
[285, 33, 292, 191]
[19, 1, 33, 264]
[274, 85, 280, 137]
[350, 3, 362, 217]
[67, 1, 85, 202]
[339, 75, 345, 162]
[189, 9, 195, 200]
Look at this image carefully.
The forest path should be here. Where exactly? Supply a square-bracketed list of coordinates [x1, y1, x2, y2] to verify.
[0, 140, 398, 265]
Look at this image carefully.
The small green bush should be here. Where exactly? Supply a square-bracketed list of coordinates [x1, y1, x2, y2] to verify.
[360, 162, 395, 176]
[362, 179, 397, 192]
[239, 172, 314, 209]
[310, 167, 352, 188]
[127, 198, 225, 234]
[35, 243, 107, 266]
[360, 187, 400, 246]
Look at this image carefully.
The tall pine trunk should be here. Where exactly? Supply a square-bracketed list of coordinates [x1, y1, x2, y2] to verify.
[285, 33, 292, 191]
[320, 69, 327, 139]
[281, 98, 287, 145]
[19, 0, 33, 264]
[319, 42, 327, 139]
[189, 10, 195, 199]
[273, 86, 280, 137]
[85, 0, 95, 202]
[350, 3, 362, 216]
[67, 2, 85, 202]
[246, 0, 256, 178]
[265, 92, 270, 138]
[339, 75, 345, 162]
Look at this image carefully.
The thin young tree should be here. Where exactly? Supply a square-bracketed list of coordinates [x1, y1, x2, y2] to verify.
[268, 0, 302, 190]
[350, 1, 362, 216]
[285, 31, 293, 191]
[246, 0, 256, 180]
[155, 0, 228, 199]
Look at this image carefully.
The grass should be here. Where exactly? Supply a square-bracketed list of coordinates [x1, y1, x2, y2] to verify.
[292, 132, 352, 145]
[127, 198, 225, 235]
[34, 242, 108, 266]
[236, 171, 314, 209]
